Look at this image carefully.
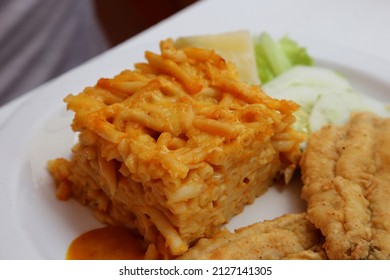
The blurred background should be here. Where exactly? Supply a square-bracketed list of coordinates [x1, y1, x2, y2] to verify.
[0, 0, 198, 106]
[95, 0, 198, 46]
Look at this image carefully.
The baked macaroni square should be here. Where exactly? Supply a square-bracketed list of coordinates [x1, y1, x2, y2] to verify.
[48, 39, 303, 258]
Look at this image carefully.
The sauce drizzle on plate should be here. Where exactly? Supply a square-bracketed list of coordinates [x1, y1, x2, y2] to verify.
[66, 226, 147, 260]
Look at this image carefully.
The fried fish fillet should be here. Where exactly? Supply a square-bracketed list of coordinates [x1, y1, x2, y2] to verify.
[301, 112, 390, 259]
[177, 213, 326, 260]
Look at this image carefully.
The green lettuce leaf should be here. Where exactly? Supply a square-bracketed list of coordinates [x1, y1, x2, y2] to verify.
[254, 32, 313, 83]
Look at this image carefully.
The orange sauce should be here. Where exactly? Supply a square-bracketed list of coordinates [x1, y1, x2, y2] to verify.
[66, 226, 147, 260]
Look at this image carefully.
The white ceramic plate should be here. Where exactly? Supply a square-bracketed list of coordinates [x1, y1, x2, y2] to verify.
[0, 38, 389, 259]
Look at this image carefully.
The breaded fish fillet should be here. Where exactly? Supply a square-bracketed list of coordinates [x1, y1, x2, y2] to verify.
[177, 213, 326, 260]
[301, 112, 390, 259]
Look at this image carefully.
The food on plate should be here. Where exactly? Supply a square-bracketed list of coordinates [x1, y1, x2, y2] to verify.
[175, 31, 313, 86]
[66, 226, 148, 260]
[300, 112, 390, 259]
[47, 38, 303, 258]
[257, 34, 389, 136]
[178, 213, 326, 260]
[253, 32, 313, 84]
[263, 66, 369, 134]
[177, 31, 384, 137]
[174, 30, 260, 85]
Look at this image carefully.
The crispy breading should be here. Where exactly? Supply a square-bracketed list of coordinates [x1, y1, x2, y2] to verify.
[300, 112, 390, 259]
[177, 213, 326, 260]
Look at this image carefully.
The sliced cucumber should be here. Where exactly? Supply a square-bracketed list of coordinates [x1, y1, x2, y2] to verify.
[263, 65, 369, 133]
[309, 90, 366, 132]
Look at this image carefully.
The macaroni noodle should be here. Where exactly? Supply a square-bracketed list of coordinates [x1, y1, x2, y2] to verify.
[48, 39, 303, 258]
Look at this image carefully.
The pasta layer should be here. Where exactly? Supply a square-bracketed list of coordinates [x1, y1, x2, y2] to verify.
[48, 39, 303, 258]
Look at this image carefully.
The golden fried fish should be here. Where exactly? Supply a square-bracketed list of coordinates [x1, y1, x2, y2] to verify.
[301, 112, 390, 259]
[178, 213, 326, 260]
